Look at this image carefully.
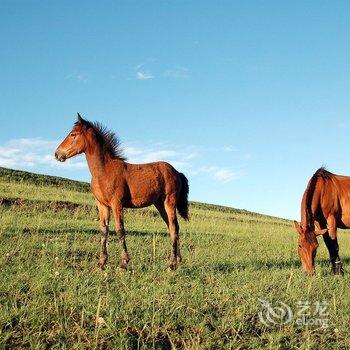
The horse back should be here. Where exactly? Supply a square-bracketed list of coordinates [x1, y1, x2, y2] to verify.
[317, 174, 350, 228]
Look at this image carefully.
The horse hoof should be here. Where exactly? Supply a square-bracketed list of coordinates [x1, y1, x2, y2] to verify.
[169, 262, 177, 271]
[118, 264, 128, 272]
[93, 265, 103, 273]
[332, 263, 344, 276]
[98, 263, 106, 269]
[335, 269, 344, 276]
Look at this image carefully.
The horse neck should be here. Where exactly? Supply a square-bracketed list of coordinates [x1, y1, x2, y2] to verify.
[84, 139, 113, 179]
[300, 181, 319, 231]
[84, 150, 103, 177]
[300, 193, 312, 230]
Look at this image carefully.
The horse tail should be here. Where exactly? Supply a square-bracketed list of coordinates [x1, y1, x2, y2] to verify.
[177, 172, 189, 220]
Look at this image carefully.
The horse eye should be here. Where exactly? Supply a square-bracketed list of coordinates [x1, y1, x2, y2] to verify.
[70, 133, 77, 137]
[298, 244, 302, 248]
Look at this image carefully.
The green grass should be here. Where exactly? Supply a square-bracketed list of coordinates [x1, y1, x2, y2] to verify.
[0, 167, 350, 349]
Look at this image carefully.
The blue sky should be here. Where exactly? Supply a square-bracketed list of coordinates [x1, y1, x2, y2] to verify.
[1, 1, 350, 219]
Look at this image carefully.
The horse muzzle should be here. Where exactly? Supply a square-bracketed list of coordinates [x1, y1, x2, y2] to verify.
[55, 150, 66, 162]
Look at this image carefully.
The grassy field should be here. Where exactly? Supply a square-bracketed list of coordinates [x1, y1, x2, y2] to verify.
[1, 167, 350, 349]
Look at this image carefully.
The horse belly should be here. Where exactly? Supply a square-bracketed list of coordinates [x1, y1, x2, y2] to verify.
[125, 163, 169, 208]
[339, 215, 350, 229]
[338, 196, 350, 228]
[128, 191, 159, 208]
[128, 183, 161, 208]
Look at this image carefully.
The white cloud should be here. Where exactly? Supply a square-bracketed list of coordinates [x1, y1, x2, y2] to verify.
[0, 138, 195, 173]
[134, 62, 154, 80]
[0, 137, 242, 185]
[0, 138, 87, 170]
[222, 146, 253, 161]
[223, 145, 234, 152]
[135, 63, 145, 71]
[242, 153, 252, 160]
[191, 165, 237, 183]
[65, 72, 87, 83]
[136, 71, 154, 80]
[213, 169, 237, 183]
[163, 66, 190, 79]
[183, 153, 198, 161]
[124, 144, 196, 172]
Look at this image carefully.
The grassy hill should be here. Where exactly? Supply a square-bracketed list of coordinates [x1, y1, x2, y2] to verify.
[0, 167, 350, 349]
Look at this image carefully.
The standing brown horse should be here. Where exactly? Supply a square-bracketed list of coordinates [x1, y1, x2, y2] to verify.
[293, 167, 349, 275]
[55, 113, 189, 270]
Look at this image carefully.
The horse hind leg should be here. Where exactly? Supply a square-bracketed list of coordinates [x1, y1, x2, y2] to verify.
[155, 200, 169, 228]
[112, 204, 130, 271]
[163, 195, 181, 270]
[155, 200, 182, 264]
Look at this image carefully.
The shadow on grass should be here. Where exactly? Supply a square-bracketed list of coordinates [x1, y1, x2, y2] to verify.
[209, 257, 350, 274]
[210, 260, 300, 273]
[6, 227, 167, 237]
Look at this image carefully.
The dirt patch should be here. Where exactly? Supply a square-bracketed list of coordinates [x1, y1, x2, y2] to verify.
[0, 197, 93, 213]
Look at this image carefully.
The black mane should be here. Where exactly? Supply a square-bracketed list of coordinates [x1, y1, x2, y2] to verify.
[304, 167, 332, 230]
[77, 120, 126, 161]
[314, 167, 333, 179]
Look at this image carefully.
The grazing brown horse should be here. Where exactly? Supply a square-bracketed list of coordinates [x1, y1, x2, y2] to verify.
[293, 167, 349, 275]
[55, 113, 189, 270]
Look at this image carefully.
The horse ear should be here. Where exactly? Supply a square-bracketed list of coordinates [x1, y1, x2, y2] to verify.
[77, 113, 84, 124]
[293, 220, 303, 235]
[315, 228, 328, 236]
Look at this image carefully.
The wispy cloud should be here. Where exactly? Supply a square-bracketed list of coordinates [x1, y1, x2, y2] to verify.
[124, 144, 196, 171]
[134, 63, 154, 80]
[133, 62, 189, 80]
[337, 122, 350, 130]
[213, 169, 237, 182]
[65, 72, 87, 83]
[193, 166, 238, 183]
[0, 138, 86, 170]
[223, 145, 234, 152]
[0, 138, 243, 185]
[136, 71, 154, 80]
[222, 146, 253, 161]
[163, 66, 190, 79]
[0, 138, 193, 173]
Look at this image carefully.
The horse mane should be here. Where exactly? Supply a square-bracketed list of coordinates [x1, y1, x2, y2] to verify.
[77, 120, 127, 161]
[304, 167, 332, 231]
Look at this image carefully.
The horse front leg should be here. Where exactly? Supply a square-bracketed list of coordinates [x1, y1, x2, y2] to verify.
[324, 216, 343, 275]
[323, 233, 343, 275]
[112, 204, 130, 271]
[96, 200, 110, 268]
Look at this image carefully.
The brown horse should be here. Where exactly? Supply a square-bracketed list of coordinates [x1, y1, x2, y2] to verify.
[55, 113, 189, 270]
[293, 167, 349, 275]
